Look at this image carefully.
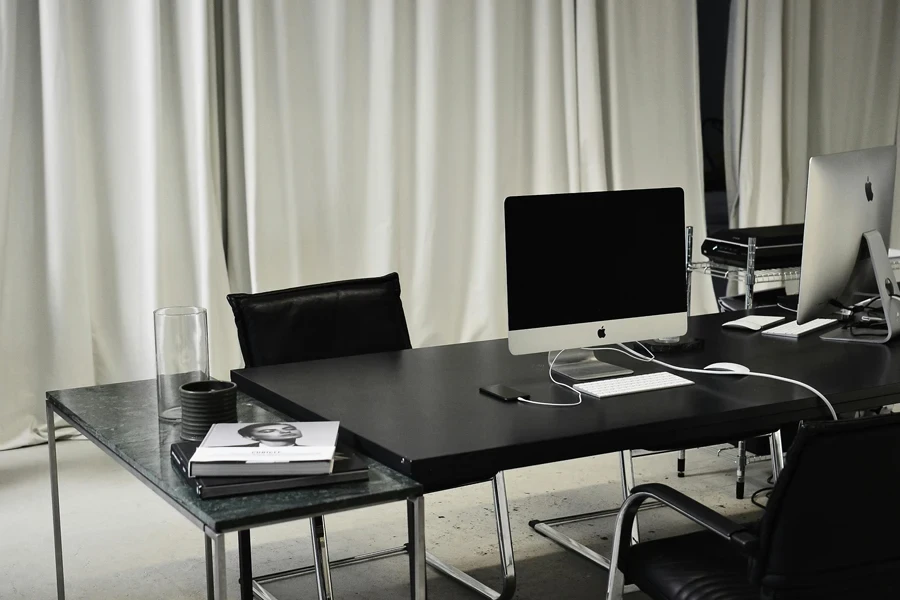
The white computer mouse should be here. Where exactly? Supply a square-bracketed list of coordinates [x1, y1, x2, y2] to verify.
[704, 362, 751, 375]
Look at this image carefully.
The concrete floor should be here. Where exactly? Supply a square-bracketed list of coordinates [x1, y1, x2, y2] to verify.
[0, 439, 770, 599]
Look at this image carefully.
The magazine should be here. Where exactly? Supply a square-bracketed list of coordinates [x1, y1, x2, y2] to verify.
[188, 422, 339, 477]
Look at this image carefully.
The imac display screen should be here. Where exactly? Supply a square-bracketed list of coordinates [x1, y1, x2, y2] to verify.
[504, 189, 687, 332]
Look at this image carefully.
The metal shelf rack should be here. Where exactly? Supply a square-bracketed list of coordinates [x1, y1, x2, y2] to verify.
[687, 231, 900, 310]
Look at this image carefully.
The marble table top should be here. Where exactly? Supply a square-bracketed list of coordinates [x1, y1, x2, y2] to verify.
[47, 379, 421, 533]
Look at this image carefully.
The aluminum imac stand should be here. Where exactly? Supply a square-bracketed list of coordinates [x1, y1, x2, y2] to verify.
[821, 230, 900, 344]
[548, 349, 633, 381]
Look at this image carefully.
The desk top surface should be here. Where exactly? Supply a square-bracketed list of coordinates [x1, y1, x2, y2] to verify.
[47, 380, 420, 532]
[233, 309, 900, 490]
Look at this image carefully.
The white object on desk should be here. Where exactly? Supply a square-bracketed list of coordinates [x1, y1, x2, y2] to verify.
[762, 318, 838, 339]
[573, 371, 694, 399]
[722, 315, 786, 332]
[704, 362, 751, 375]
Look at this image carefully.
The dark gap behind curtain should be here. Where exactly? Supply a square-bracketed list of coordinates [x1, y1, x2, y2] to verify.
[213, 0, 229, 286]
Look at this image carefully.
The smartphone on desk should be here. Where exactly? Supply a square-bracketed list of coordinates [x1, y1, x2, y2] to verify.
[479, 384, 529, 403]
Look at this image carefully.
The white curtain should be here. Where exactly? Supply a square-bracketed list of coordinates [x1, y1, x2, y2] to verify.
[725, 0, 900, 230]
[0, 0, 240, 450]
[225, 0, 714, 348]
[1, 0, 710, 449]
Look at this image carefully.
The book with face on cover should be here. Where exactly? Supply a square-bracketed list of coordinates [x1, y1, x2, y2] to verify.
[172, 442, 368, 498]
[188, 422, 339, 477]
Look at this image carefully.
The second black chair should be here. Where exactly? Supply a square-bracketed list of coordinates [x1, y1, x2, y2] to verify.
[227, 272, 412, 368]
[227, 273, 412, 600]
[605, 413, 900, 600]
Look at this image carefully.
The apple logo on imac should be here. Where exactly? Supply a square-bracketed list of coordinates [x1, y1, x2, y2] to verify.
[597, 327, 606, 339]
[866, 177, 874, 201]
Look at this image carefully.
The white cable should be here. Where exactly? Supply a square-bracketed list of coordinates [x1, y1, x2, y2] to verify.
[518, 395, 581, 407]
[776, 303, 797, 313]
[537, 341, 839, 420]
[601, 342, 839, 421]
[522, 350, 583, 407]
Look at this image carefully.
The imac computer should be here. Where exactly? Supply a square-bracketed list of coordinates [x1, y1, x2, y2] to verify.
[504, 188, 688, 379]
[796, 145, 898, 344]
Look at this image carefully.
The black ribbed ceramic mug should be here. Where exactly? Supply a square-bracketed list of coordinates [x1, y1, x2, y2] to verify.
[179, 380, 238, 442]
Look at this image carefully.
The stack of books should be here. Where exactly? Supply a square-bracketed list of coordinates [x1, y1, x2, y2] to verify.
[170, 421, 369, 499]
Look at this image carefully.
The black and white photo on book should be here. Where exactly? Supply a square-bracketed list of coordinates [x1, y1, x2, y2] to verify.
[191, 421, 339, 464]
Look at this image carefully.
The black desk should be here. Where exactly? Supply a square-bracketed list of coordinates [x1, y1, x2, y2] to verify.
[233, 309, 900, 493]
[233, 309, 900, 598]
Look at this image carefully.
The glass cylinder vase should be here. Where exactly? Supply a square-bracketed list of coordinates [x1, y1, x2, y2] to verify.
[154, 306, 209, 423]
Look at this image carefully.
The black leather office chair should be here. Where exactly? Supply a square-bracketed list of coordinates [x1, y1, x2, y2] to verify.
[227, 271, 412, 368]
[226, 272, 412, 599]
[606, 413, 900, 600]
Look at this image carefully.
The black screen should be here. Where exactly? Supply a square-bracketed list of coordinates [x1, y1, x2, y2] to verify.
[504, 189, 687, 331]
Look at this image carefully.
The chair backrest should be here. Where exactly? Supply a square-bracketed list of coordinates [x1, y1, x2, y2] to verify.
[227, 273, 412, 368]
[751, 412, 900, 599]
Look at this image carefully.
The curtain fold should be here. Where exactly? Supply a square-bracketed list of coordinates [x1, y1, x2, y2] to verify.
[725, 0, 900, 230]
[1, 0, 711, 449]
[0, 0, 240, 450]
[225, 0, 714, 349]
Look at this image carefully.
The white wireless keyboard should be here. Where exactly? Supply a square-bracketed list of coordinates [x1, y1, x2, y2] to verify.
[761, 318, 838, 339]
[573, 372, 694, 399]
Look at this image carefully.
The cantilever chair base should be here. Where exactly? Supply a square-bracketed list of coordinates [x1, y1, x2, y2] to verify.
[245, 473, 516, 600]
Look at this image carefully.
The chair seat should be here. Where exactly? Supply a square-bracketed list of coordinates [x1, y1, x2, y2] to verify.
[622, 531, 758, 600]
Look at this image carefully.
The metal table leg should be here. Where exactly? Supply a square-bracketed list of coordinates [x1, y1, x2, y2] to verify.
[310, 516, 335, 599]
[408, 497, 427, 600]
[47, 403, 66, 600]
[491, 472, 516, 595]
[205, 536, 214, 600]
[736, 440, 748, 499]
[425, 472, 516, 600]
[530, 449, 667, 573]
[254, 478, 513, 600]
[238, 530, 252, 600]
[206, 529, 227, 600]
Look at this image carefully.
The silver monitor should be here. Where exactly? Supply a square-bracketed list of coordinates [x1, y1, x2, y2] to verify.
[503, 189, 688, 375]
[796, 145, 898, 343]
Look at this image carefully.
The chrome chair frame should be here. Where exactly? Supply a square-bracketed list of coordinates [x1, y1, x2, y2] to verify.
[604, 488, 726, 600]
[246, 472, 516, 600]
[529, 432, 785, 576]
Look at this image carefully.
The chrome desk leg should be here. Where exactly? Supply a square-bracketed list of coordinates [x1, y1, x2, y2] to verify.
[205, 536, 214, 600]
[491, 471, 516, 595]
[238, 530, 252, 600]
[47, 403, 66, 600]
[407, 497, 427, 600]
[206, 529, 227, 600]
[770, 430, 785, 479]
[426, 472, 516, 600]
[735, 440, 747, 499]
[530, 448, 665, 568]
[310, 516, 335, 600]
[677, 449, 686, 478]
[619, 451, 639, 544]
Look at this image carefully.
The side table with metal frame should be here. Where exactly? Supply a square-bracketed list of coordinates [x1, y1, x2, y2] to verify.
[45, 381, 425, 600]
